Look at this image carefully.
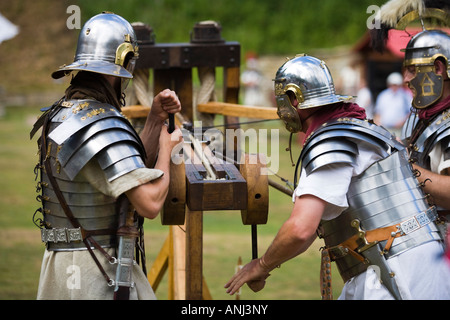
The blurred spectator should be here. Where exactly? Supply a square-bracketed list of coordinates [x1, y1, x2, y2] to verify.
[241, 52, 265, 106]
[355, 77, 374, 119]
[373, 72, 412, 136]
[337, 59, 361, 97]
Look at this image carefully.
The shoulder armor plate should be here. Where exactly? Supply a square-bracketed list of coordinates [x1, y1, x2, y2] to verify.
[48, 99, 146, 181]
[414, 111, 450, 165]
[302, 137, 358, 175]
[300, 119, 402, 175]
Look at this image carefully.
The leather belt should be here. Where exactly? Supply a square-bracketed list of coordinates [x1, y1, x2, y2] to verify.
[329, 206, 437, 262]
[321, 206, 438, 299]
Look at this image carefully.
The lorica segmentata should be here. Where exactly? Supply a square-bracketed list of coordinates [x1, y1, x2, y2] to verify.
[409, 110, 450, 170]
[36, 99, 146, 251]
[300, 118, 443, 297]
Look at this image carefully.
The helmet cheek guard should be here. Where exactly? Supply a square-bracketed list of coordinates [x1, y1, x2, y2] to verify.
[275, 83, 303, 133]
[275, 94, 302, 133]
[407, 64, 444, 109]
[115, 34, 139, 91]
[115, 34, 139, 72]
[273, 54, 353, 133]
[402, 30, 450, 109]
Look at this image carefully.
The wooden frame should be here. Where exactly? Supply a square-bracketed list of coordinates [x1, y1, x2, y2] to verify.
[126, 24, 243, 300]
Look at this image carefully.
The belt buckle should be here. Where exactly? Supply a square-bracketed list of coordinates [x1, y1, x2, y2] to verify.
[399, 210, 433, 235]
[328, 246, 349, 260]
[55, 228, 68, 242]
[400, 217, 420, 235]
[416, 211, 431, 226]
[67, 228, 82, 242]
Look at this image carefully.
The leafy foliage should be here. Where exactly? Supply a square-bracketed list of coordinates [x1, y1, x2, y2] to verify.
[78, 0, 386, 54]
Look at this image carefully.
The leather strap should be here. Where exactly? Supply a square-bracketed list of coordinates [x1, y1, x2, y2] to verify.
[438, 210, 450, 218]
[339, 224, 402, 256]
[321, 224, 402, 299]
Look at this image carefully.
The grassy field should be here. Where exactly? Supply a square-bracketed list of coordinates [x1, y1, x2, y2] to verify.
[0, 104, 343, 300]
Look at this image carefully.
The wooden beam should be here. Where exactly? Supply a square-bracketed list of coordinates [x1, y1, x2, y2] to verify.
[135, 42, 240, 70]
[197, 101, 279, 120]
[122, 101, 280, 121]
[121, 105, 151, 119]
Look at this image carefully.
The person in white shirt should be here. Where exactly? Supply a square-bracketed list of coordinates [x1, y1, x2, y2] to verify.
[373, 72, 412, 136]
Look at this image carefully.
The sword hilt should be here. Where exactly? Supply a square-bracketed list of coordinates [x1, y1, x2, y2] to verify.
[351, 219, 378, 253]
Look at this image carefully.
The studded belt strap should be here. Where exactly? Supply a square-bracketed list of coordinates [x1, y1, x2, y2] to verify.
[320, 248, 333, 300]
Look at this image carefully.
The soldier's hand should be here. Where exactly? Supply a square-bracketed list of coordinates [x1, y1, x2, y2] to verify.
[224, 258, 270, 295]
[151, 89, 181, 122]
[159, 124, 183, 152]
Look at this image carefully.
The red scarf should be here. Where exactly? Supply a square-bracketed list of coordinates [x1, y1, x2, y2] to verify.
[418, 94, 450, 120]
[303, 102, 367, 144]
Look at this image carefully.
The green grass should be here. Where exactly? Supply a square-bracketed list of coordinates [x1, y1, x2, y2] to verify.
[0, 106, 41, 229]
[0, 105, 343, 300]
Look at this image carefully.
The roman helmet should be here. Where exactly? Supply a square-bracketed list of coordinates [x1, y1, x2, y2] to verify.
[369, 0, 450, 109]
[274, 54, 352, 133]
[52, 12, 139, 91]
[403, 29, 450, 108]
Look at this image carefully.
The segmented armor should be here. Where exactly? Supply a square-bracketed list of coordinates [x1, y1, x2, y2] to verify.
[35, 99, 146, 251]
[408, 111, 450, 170]
[300, 118, 442, 299]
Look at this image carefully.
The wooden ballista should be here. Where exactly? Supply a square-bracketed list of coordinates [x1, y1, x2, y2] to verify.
[122, 21, 286, 300]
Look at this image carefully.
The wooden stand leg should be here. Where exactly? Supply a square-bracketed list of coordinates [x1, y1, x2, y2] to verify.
[172, 225, 186, 300]
[148, 222, 212, 300]
[185, 208, 203, 300]
[147, 232, 170, 292]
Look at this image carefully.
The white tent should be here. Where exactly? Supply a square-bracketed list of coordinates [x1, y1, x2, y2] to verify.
[0, 13, 19, 44]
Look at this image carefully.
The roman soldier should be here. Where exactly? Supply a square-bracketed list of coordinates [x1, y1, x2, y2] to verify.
[31, 12, 182, 300]
[225, 54, 449, 299]
[372, 0, 450, 269]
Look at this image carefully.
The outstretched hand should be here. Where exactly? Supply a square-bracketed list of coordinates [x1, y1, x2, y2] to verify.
[224, 258, 270, 295]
